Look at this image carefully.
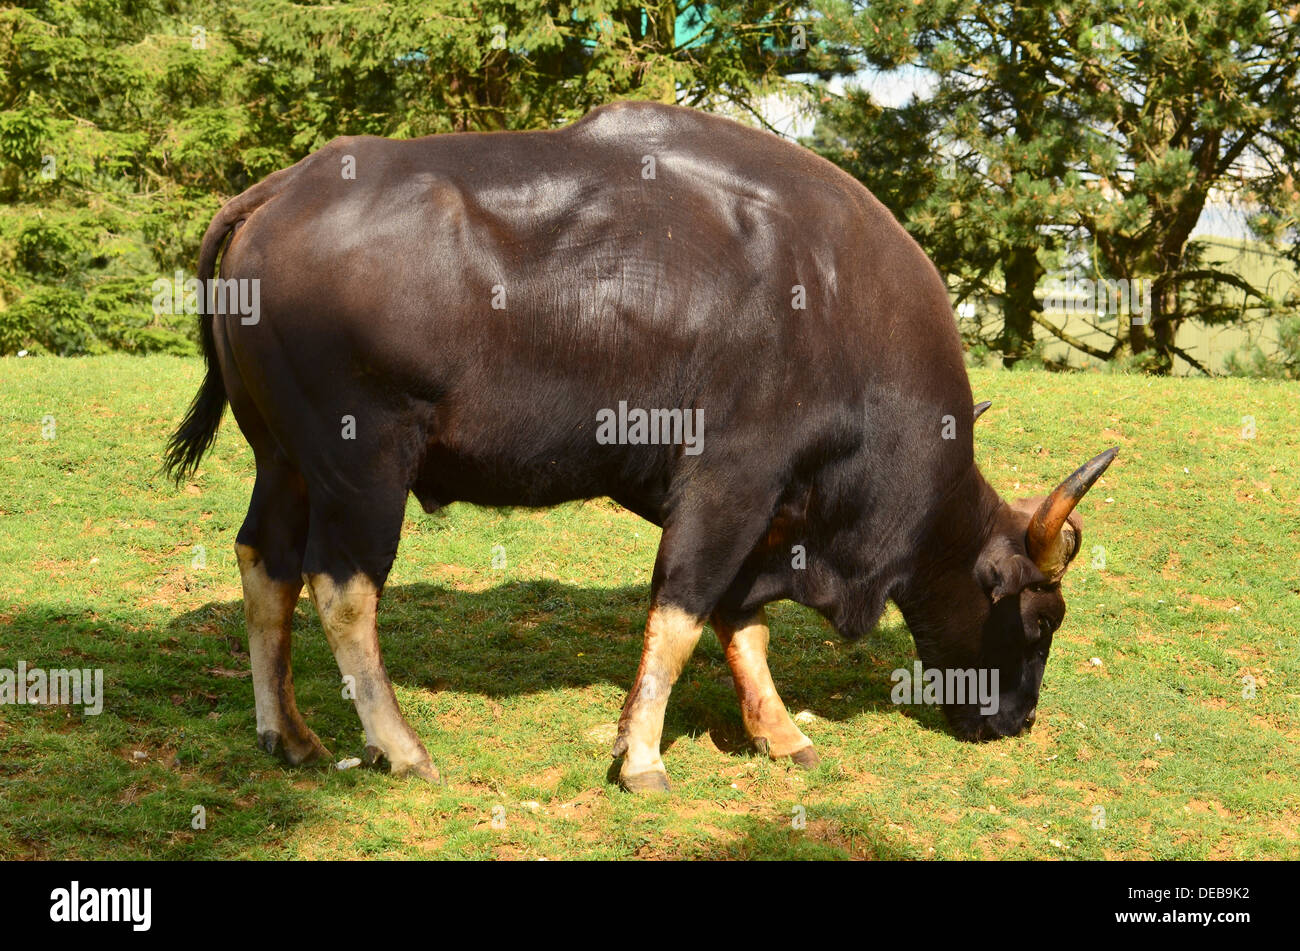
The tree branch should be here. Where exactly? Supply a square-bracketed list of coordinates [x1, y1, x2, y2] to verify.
[1030, 311, 1121, 360]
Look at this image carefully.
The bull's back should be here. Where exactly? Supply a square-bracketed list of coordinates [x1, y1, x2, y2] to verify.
[218, 102, 968, 512]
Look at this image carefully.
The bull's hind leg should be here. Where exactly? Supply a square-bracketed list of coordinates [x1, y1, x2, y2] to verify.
[235, 464, 330, 765]
[302, 484, 439, 783]
[711, 608, 819, 767]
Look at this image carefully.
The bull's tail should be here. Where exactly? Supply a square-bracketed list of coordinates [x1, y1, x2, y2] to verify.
[164, 167, 295, 483]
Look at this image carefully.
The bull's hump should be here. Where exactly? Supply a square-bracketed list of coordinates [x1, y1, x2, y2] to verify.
[571, 100, 709, 134]
[570, 100, 779, 154]
[566, 101, 856, 211]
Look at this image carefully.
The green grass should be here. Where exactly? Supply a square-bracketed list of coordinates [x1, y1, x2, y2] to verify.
[0, 354, 1297, 859]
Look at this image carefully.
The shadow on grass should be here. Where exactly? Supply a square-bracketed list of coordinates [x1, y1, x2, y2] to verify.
[240, 578, 950, 748]
[704, 810, 921, 860]
[0, 579, 945, 858]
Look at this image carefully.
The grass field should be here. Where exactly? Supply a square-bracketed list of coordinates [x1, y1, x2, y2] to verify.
[0, 355, 1296, 859]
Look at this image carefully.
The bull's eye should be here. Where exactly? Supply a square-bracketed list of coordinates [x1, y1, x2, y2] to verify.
[1028, 616, 1053, 644]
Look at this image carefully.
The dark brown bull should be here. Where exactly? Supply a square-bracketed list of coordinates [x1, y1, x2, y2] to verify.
[167, 101, 1115, 792]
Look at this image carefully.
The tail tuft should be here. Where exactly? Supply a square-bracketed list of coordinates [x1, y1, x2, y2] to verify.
[163, 319, 226, 484]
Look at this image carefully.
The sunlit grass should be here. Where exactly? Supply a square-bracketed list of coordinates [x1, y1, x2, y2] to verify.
[0, 355, 1296, 859]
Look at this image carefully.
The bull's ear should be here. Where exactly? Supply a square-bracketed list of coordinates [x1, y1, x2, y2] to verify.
[975, 535, 1047, 604]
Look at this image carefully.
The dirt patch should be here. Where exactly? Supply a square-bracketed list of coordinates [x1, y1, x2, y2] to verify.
[551, 787, 604, 821]
[1185, 799, 1231, 818]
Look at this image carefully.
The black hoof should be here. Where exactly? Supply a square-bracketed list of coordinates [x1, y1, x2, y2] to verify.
[259, 728, 330, 766]
[619, 769, 671, 794]
[363, 745, 441, 783]
[398, 759, 442, 784]
[789, 746, 821, 769]
[258, 730, 284, 760]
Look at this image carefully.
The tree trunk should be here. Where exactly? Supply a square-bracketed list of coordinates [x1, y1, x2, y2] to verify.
[999, 246, 1041, 367]
[1142, 260, 1181, 374]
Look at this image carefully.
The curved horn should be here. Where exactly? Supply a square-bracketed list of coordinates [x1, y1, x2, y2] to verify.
[973, 400, 992, 422]
[1026, 447, 1118, 577]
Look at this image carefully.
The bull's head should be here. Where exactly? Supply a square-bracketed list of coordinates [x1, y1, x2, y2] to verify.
[900, 403, 1117, 742]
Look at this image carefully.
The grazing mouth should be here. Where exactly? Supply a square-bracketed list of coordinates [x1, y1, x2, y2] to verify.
[949, 706, 1037, 742]
[951, 720, 1002, 743]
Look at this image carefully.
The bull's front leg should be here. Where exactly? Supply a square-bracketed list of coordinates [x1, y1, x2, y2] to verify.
[712, 608, 819, 767]
[611, 604, 705, 793]
[611, 479, 784, 793]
